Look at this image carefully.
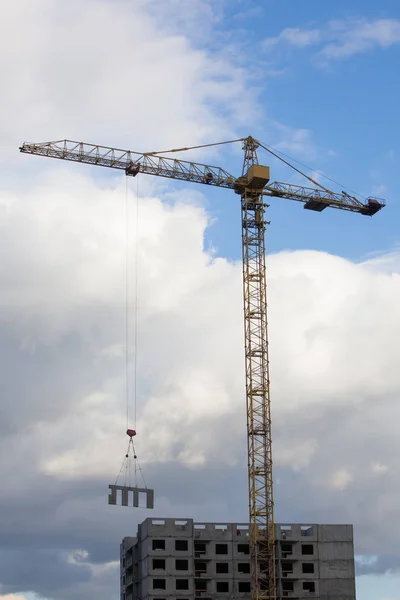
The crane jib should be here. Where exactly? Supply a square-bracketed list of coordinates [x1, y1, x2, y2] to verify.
[20, 140, 386, 216]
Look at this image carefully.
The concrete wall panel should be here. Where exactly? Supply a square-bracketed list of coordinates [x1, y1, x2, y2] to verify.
[317, 525, 354, 543]
[319, 559, 355, 579]
[318, 542, 354, 561]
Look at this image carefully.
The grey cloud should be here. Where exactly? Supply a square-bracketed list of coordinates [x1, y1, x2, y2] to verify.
[0, 549, 91, 596]
[0, 325, 99, 435]
[2, 197, 400, 596]
[356, 554, 400, 576]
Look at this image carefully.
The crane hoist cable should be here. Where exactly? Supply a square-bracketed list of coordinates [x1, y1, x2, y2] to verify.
[125, 175, 130, 429]
[115, 174, 145, 490]
[133, 173, 139, 431]
[125, 174, 140, 431]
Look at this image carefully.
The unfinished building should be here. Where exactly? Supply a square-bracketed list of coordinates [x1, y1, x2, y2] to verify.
[120, 517, 356, 600]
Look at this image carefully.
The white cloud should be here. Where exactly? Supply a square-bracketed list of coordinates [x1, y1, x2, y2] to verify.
[372, 462, 389, 474]
[322, 18, 400, 59]
[2, 166, 400, 591]
[268, 124, 316, 160]
[0, 0, 256, 166]
[2, 166, 400, 478]
[3, 168, 400, 482]
[0, 3, 262, 596]
[262, 18, 400, 61]
[330, 469, 353, 491]
[2, 153, 400, 592]
[263, 27, 321, 49]
[0, 169, 244, 476]
[274, 439, 317, 472]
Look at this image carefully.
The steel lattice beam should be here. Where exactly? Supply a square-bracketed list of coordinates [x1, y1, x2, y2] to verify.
[20, 140, 385, 215]
[242, 190, 275, 600]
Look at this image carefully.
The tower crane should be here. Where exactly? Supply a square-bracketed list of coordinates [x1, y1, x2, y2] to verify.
[20, 136, 385, 600]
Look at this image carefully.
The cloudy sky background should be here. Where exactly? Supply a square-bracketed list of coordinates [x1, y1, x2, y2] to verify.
[1, 0, 400, 599]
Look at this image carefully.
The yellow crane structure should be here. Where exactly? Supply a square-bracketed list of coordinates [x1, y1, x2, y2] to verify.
[20, 136, 385, 600]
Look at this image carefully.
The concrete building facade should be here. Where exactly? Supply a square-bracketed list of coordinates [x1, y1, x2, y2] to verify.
[121, 518, 356, 600]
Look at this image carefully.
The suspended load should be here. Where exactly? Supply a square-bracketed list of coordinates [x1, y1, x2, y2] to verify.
[108, 429, 154, 510]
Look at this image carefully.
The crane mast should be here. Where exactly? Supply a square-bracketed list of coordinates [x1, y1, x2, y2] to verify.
[240, 138, 275, 598]
[20, 136, 385, 600]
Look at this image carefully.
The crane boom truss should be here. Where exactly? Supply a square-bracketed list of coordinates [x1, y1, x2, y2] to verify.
[20, 140, 385, 216]
[20, 140, 236, 188]
[19, 136, 386, 600]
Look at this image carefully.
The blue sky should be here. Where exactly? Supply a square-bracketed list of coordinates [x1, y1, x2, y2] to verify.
[151, 2, 400, 598]
[1, 1, 400, 599]
[187, 0, 400, 264]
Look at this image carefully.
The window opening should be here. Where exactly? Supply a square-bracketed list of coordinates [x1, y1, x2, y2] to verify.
[152, 539, 165, 551]
[238, 543, 249, 555]
[195, 580, 207, 591]
[175, 539, 188, 551]
[153, 579, 166, 590]
[303, 582, 316, 592]
[152, 559, 165, 570]
[195, 561, 207, 574]
[282, 581, 294, 592]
